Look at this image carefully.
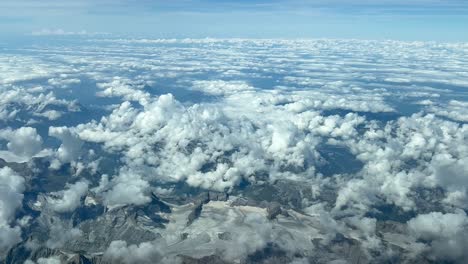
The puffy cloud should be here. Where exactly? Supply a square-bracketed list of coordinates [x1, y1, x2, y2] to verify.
[77, 74, 468, 214]
[96, 77, 151, 106]
[77, 93, 328, 196]
[0, 167, 25, 252]
[37, 257, 61, 264]
[47, 180, 89, 213]
[334, 114, 468, 213]
[103, 240, 168, 264]
[0, 87, 79, 123]
[426, 100, 468, 122]
[407, 211, 468, 262]
[1, 37, 468, 262]
[103, 169, 151, 207]
[221, 213, 274, 260]
[0, 127, 43, 162]
[0, 55, 61, 85]
[0, 225, 22, 255]
[0, 54, 81, 123]
[191, 80, 255, 96]
[0, 167, 25, 222]
[25, 256, 61, 264]
[47, 76, 81, 89]
[408, 211, 466, 240]
[49, 126, 84, 168]
[46, 223, 82, 249]
[34, 110, 63, 120]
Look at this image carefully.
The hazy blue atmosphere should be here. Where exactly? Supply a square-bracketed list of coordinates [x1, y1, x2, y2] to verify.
[1, 0, 468, 41]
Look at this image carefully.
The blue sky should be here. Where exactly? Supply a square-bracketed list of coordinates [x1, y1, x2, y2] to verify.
[0, 0, 467, 41]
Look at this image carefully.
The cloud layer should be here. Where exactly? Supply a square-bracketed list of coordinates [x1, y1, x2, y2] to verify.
[0, 38, 467, 263]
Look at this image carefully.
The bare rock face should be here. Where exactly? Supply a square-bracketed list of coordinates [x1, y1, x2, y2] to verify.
[5, 192, 171, 263]
[64, 193, 170, 253]
[66, 254, 94, 264]
[208, 192, 228, 202]
[187, 202, 204, 226]
[5, 245, 59, 264]
[231, 198, 288, 220]
[217, 232, 232, 241]
[311, 234, 370, 264]
[5, 245, 96, 264]
[180, 255, 232, 264]
[187, 192, 229, 226]
[233, 180, 315, 210]
[65, 206, 163, 253]
[1, 165, 428, 264]
[266, 202, 282, 220]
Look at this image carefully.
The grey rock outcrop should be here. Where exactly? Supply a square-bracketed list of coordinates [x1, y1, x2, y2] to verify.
[186, 191, 229, 226]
